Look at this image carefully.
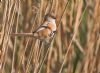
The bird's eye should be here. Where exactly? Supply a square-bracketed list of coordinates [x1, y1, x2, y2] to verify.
[51, 16, 56, 19]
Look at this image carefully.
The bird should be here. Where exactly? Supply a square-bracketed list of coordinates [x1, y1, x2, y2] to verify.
[33, 14, 57, 44]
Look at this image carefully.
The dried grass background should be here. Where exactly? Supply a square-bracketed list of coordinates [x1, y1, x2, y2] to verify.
[0, 0, 100, 73]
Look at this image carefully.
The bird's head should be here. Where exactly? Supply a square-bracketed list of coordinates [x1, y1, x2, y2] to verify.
[44, 13, 59, 26]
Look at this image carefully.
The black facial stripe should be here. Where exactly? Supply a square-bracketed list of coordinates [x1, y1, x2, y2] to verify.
[45, 14, 56, 19]
[41, 26, 52, 32]
[50, 15, 56, 19]
[53, 30, 57, 33]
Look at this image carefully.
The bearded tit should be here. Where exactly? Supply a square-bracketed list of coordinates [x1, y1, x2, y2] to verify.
[33, 14, 57, 43]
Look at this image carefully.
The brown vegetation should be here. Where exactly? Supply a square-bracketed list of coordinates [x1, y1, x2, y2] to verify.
[0, 0, 100, 73]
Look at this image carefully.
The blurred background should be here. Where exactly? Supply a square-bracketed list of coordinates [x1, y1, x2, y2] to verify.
[0, 0, 100, 73]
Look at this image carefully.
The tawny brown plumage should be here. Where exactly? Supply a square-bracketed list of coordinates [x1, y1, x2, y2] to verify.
[33, 14, 57, 43]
